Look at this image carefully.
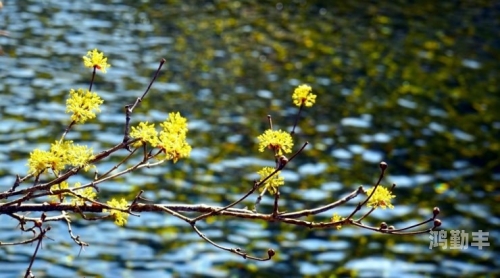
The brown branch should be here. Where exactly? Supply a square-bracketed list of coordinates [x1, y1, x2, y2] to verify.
[24, 213, 50, 278]
[89, 66, 97, 91]
[97, 146, 139, 180]
[345, 162, 387, 221]
[191, 224, 274, 261]
[0, 167, 80, 200]
[60, 120, 76, 142]
[62, 212, 89, 255]
[0, 139, 141, 200]
[291, 103, 304, 135]
[6, 212, 67, 223]
[7, 174, 22, 193]
[253, 183, 266, 212]
[272, 191, 280, 217]
[190, 167, 282, 223]
[279, 186, 364, 218]
[122, 58, 166, 145]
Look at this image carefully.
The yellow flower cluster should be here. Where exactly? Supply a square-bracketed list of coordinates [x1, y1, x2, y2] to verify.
[292, 84, 316, 107]
[365, 186, 396, 209]
[331, 214, 344, 230]
[72, 182, 97, 205]
[49, 182, 97, 205]
[66, 88, 104, 124]
[257, 167, 284, 195]
[130, 112, 192, 162]
[257, 129, 293, 155]
[130, 122, 158, 148]
[49, 181, 97, 206]
[27, 140, 94, 175]
[82, 48, 110, 73]
[159, 112, 191, 162]
[104, 198, 129, 226]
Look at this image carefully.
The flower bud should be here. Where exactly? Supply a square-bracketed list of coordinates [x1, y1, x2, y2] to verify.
[434, 219, 442, 227]
[379, 161, 388, 171]
[380, 222, 388, 229]
[278, 155, 288, 169]
[268, 249, 276, 257]
[433, 207, 440, 217]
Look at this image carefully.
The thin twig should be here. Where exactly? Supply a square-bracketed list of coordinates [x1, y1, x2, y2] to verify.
[60, 120, 76, 142]
[191, 167, 282, 223]
[89, 66, 97, 91]
[272, 191, 280, 217]
[24, 213, 50, 278]
[345, 162, 387, 221]
[291, 103, 304, 135]
[62, 212, 89, 254]
[98, 146, 139, 179]
[191, 224, 274, 261]
[279, 186, 364, 218]
[122, 59, 166, 145]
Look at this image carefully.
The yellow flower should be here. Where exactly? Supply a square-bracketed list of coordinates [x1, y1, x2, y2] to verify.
[157, 112, 191, 162]
[130, 122, 159, 148]
[257, 167, 284, 195]
[257, 129, 293, 155]
[331, 213, 344, 230]
[160, 112, 188, 134]
[104, 198, 129, 226]
[27, 149, 58, 175]
[292, 84, 316, 107]
[66, 88, 104, 124]
[57, 141, 94, 168]
[158, 133, 192, 163]
[71, 183, 97, 206]
[27, 141, 94, 175]
[28, 142, 68, 174]
[365, 186, 396, 209]
[82, 48, 110, 73]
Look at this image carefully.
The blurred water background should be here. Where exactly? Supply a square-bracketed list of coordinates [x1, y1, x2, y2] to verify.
[0, 0, 499, 277]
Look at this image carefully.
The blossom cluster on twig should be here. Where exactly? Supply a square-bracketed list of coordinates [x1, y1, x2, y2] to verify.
[0, 50, 442, 277]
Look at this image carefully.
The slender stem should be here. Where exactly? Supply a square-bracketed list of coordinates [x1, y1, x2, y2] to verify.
[291, 103, 304, 135]
[60, 120, 76, 142]
[192, 168, 282, 223]
[345, 163, 387, 221]
[7, 175, 22, 193]
[279, 186, 364, 218]
[390, 217, 435, 232]
[24, 224, 48, 278]
[191, 224, 273, 261]
[139, 59, 166, 104]
[98, 146, 139, 180]
[286, 142, 308, 165]
[254, 186, 266, 212]
[152, 203, 192, 223]
[89, 66, 96, 92]
[63, 212, 89, 248]
[356, 207, 375, 222]
[123, 59, 166, 144]
[272, 191, 280, 217]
